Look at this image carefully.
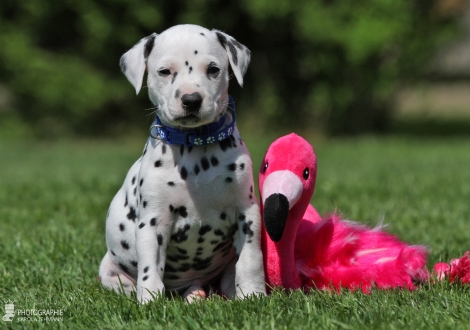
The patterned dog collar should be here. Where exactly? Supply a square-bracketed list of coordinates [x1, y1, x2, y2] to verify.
[149, 96, 236, 146]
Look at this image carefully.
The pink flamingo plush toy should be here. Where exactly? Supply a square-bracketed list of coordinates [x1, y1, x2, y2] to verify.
[259, 133, 429, 293]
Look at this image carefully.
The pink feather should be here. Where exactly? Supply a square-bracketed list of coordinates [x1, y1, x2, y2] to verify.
[434, 251, 470, 284]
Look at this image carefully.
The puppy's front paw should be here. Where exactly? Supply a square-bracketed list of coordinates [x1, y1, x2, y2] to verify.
[137, 284, 164, 304]
[235, 283, 267, 299]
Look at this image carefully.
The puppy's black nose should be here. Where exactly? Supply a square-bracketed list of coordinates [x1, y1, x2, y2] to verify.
[181, 92, 203, 113]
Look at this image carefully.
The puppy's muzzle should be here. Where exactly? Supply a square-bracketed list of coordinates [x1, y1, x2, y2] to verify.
[181, 92, 203, 113]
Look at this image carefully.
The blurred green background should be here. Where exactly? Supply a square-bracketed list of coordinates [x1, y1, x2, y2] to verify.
[1, 0, 469, 140]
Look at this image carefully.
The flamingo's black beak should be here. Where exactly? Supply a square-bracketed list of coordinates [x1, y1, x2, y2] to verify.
[263, 193, 289, 242]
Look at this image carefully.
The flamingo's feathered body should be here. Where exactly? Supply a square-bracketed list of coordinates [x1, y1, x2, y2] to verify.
[259, 133, 428, 292]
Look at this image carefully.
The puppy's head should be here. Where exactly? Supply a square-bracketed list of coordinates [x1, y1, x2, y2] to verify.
[120, 24, 251, 128]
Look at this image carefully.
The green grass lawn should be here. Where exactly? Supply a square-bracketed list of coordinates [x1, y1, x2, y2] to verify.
[1, 135, 470, 329]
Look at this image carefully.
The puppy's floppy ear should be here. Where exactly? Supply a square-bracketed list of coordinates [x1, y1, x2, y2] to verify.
[120, 33, 158, 94]
[212, 30, 251, 87]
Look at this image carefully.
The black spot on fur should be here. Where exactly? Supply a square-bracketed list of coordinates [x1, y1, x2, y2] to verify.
[231, 39, 244, 50]
[132, 176, 136, 185]
[178, 263, 191, 272]
[197, 237, 205, 243]
[240, 163, 245, 170]
[228, 163, 236, 171]
[138, 222, 145, 229]
[165, 263, 177, 272]
[243, 221, 254, 243]
[212, 241, 227, 253]
[157, 234, 163, 245]
[162, 144, 167, 154]
[171, 225, 190, 243]
[192, 256, 212, 270]
[111, 250, 116, 256]
[144, 34, 156, 59]
[216, 32, 238, 66]
[229, 223, 239, 236]
[199, 225, 212, 235]
[140, 178, 144, 186]
[142, 275, 149, 281]
[144, 266, 149, 273]
[185, 61, 188, 66]
[188, 146, 193, 153]
[250, 186, 253, 193]
[219, 136, 236, 151]
[119, 263, 129, 274]
[172, 72, 178, 84]
[133, 187, 137, 196]
[200, 33, 205, 36]
[210, 156, 219, 166]
[130, 260, 138, 267]
[230, 135, 237, 147]
[178, 206, 188, 218]
[189, 66, 192, 73]
[167, 254, 189, 262]
[249, 194, 253, 199]
[169, 205, 174, 212]
[124, 195, 128, 207]
[210, 240, 219, 245]
[194, 50, 198, 54]
[127, 207, 137, 222]
[239, 214, 246, 221]
[177, 248, 187, 255]
[227, 42, 238, 65]
[155, 160, 163, 167]
[220, 212, 227, 220]
[181, 166, 188, 180]
[214, 229, 225, 236]
[143, 201, 147, 208]
[225, 177, 233, 183]
[150, 218, 157, 226]
[216, 32, 228, 47]
[201, 157, 210, 171]
[194, 164, 200, 175]
[168, 181, 175, 186]
[121, 240, 130, 250]
[119, 223, 125, 231]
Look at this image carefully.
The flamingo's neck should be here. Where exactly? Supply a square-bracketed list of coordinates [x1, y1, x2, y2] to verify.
[263, 205, 305, 290]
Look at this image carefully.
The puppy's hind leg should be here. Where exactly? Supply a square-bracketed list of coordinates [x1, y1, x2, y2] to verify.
[219, 257, 237, 299]
[99, 251, 136, 295]
[182, 280, 207, 303]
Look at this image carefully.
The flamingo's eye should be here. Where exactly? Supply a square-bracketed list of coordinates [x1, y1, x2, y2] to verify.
[263, 161, 269, 173]
[303, 168, 309, 180]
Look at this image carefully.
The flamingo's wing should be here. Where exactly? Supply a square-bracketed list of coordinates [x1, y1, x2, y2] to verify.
[294, 213, 428, 292]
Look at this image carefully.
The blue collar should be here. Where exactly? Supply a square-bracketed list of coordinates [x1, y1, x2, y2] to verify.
[149, 96, 236, 146]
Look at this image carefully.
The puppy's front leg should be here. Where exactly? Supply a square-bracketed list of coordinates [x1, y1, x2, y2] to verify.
[136, 214, 171, 303]
[233, 202, 266, 298]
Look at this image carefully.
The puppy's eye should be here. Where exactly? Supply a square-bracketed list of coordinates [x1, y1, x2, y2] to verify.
[158, 68, 171, 77]
[207, 63, 220, 76]
[303, 168, 309, 180]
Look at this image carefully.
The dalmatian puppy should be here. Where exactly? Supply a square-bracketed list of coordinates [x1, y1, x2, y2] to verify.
[98, 24, 266, 303]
